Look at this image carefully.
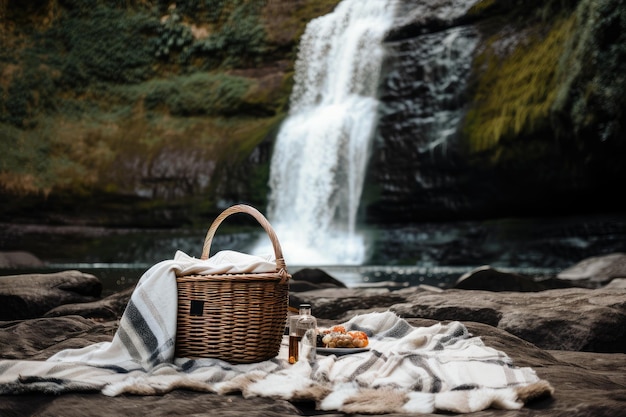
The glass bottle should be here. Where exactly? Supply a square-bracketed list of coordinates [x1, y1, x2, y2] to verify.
[288, 304, 317, 363]
[297, 304, 318, 360]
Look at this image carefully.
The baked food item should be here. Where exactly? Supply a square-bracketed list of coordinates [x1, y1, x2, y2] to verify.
[318, 325, 369, 348]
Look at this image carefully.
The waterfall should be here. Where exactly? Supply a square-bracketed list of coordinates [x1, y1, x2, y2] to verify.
[254, 0, 399, 265]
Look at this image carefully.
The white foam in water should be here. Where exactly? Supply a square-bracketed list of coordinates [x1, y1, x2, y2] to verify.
[252, 0, 399, 266]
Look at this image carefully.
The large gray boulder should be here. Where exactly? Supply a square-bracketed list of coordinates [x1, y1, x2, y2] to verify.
[0, 251, 44, 268]
[455, 265, 575, 291]
[558, 252, 626, 286]
[0, 315, 624, 417]
[0, 315, 116, 360]
[289, 267, 348, 292]
[0, 271, 102, 320]
[44, 285, 134, 321]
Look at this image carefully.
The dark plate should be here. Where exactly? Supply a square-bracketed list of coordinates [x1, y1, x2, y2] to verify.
[317, 347, 370, 356]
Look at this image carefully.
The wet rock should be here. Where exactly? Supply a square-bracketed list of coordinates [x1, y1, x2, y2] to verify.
[0, 315, 116, 360]
[0, 271, 102, 320]
[291, 287, 403, 320]
[455, 265, 575, 291]
[605, 278, 626, 289]
[288, 280, 332, 292]
[289, 268, 350, 292]
[0, 251, 44, 268]
[292, 268, 347, 288]
[558, 252, 626, 286]
[4, 268, 625, 354]
[45, 286, 134, 321]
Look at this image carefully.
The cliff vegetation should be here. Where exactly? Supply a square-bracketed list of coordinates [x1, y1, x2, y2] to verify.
[0, 0, 340, 226]
[457, 0, 625, 214]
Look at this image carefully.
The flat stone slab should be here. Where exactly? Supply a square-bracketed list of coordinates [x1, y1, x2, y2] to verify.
[0, 316, 624, 417]
[0, 271, 102, 320]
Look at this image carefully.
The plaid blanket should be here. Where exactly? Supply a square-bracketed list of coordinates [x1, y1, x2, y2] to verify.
[0, 253, 553, 414]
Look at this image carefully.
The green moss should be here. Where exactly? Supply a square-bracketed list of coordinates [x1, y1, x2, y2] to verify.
[46, 6, 157, 86]
[233, 114, 284, 155]
[0, 0, 274, 128]
[0, 50, 58, 128]
[288, 1, 341, 37]
[0, 123, 51, 194]
[153, 9, 195, 60]
[467, 0, 497, 16]
[140, 72, 253, 117]
[171, 0, 268, 69]
[0, 0, 321, 223]
[463, 14, 576, 154]
[553, 0, 626, 143]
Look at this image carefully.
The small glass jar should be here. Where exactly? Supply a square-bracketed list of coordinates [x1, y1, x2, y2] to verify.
[288, 304, 317, 363]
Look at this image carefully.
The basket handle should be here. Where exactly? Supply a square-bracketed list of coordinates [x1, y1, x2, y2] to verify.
[201, 204, 290, 283]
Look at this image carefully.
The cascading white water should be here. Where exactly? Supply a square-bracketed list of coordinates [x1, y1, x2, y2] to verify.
[253, 0, 399, 265]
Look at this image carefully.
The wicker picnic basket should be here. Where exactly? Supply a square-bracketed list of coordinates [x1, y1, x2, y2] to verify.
[175, 204, 291, 363]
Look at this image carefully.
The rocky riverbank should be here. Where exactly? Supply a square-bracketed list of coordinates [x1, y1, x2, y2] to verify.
[0, 253, 625, 416]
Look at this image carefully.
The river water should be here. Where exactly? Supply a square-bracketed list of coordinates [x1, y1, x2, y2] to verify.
[2, 212, 624, 295]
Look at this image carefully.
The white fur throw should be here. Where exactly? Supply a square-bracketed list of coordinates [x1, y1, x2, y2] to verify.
[0, 252, 553, 414]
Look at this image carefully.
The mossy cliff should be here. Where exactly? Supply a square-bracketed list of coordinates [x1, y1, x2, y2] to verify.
[466, 0, 625, 205]
[367, 0, 626, 222]
[0, 0, 339, 226]
[465, 0, 624, 161]
[1, 0, 624, 227]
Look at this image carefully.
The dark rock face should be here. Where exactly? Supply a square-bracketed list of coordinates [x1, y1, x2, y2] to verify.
[365, 0, 626, 223]
[368, 20, 480, 221]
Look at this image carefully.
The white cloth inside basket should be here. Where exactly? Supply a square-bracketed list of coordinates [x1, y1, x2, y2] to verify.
[176, 249, 277, 275]
[45, 250, 277, 370]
